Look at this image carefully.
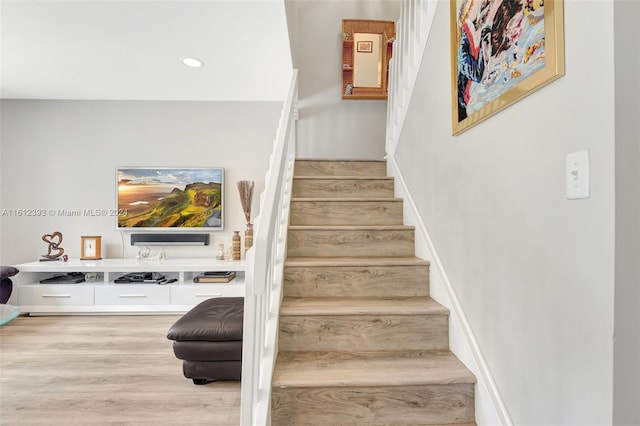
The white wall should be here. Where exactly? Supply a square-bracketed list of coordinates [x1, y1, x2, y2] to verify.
[393, 1, 619, 424]
[0, 100, 281, 274]
[285, 0, 400, 160]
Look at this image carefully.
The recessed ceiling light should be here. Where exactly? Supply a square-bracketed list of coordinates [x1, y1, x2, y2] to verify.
[181, 57, 204, 68]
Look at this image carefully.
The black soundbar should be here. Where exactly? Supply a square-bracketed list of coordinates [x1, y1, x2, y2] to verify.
[130, 233, 210, 246]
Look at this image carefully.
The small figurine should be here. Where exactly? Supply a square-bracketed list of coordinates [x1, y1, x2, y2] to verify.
[137, 246, 151, 260]
[41, 231, 65, 260]
[216, 243, 225, 260]
[138, 247, 166, 261]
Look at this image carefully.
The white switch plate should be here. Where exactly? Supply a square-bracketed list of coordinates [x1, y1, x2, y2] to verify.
[566, 150, 590, 199]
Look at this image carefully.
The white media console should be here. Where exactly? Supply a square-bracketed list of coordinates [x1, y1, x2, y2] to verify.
[13, 258, 245, 314]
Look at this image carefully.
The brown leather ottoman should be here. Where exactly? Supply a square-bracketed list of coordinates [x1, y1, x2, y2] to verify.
[166, 297, 243, 385]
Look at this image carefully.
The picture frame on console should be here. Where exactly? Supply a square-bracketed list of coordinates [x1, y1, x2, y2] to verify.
[116, 167, 224, 232]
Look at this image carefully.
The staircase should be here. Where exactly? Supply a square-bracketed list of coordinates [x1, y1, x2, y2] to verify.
[271, 159, 476, 425]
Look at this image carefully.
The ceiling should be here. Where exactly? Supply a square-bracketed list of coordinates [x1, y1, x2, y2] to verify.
[0, 0, 293, 101]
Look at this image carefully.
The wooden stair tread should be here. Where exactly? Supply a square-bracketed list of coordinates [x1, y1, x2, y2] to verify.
[285, 256, 430, 267]
[294, 160, 387, 177]
[291, 197, 402, 202]
[289, 225, 414, 230]
[280, 297, 448, 316]
[295, 159, 386, 162]
[273, 350, 476, 388]
[294, 175, 393, 179]
[294, 175, 394, 180]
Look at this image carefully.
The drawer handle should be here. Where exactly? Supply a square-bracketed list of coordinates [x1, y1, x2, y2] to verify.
[42, 294, 71, 298]
[194, 293, 223, 297]
[119, 294, 147, 298]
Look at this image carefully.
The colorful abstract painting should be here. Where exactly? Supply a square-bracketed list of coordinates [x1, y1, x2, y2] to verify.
[450, 0, 565, 135]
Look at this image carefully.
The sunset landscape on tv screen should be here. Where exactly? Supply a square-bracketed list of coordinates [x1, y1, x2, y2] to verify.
[117, 168, 223, 230]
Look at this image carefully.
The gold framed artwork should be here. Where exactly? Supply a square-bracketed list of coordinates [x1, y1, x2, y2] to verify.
[450, 0, 565, 135]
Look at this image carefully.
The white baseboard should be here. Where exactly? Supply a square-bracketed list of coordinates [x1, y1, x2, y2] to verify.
[386, 155, 513, 426]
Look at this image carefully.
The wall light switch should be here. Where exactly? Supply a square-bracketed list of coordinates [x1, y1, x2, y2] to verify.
[566, 150, 590, 199]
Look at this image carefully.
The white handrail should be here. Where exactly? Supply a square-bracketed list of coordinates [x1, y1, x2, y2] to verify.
[240, 69, 298, 426]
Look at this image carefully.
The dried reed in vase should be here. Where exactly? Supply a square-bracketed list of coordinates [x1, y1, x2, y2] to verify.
[237, 180, 255, 251]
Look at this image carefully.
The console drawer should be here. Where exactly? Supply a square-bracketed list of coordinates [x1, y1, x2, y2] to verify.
[95, 285, 170, 305]
[18, 285, 94, 306]
[170, 283, 244, 305]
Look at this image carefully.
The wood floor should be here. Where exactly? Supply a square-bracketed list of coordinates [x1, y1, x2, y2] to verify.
[0, 315, 240, 425]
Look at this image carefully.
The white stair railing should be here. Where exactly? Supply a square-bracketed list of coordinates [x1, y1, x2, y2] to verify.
[240, 69, 298, 426]
[386, 0, 438, 156]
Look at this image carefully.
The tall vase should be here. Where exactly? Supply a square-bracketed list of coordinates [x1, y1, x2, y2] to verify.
[244, 223, 253, 252]
[232, 231, 241, 261]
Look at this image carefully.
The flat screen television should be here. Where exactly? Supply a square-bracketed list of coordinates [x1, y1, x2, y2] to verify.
[117, 167, 224, 231]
